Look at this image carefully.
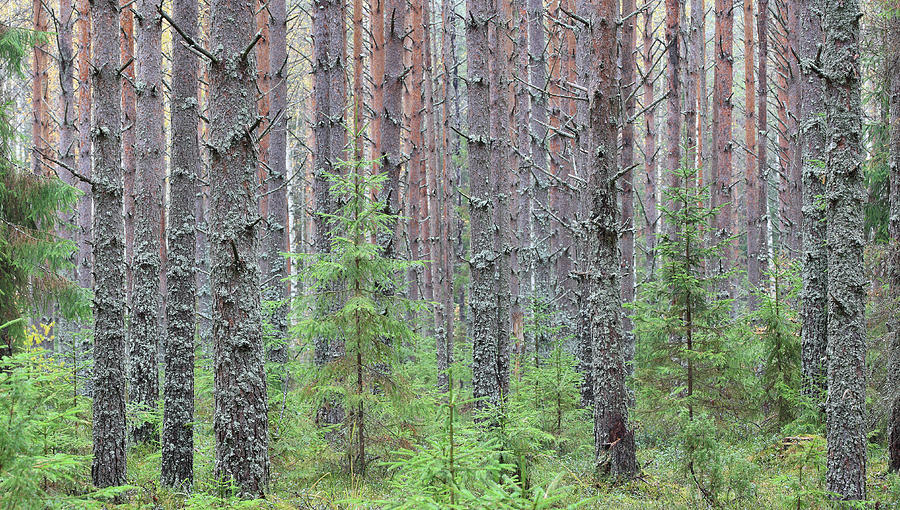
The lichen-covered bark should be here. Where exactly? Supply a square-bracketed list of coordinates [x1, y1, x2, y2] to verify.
[90, 0, 127, 488]
[822, 0, 866, 498]
[130, 0, 164, 446]
[489, 0, 512, 402]
[162, 0, 198, 488]
[209, 0, 270, 495]
[528, 0, 551, 308]
[798, 0, 827, 407]
[468, 0, 505, 413]
[583, 0, 637, 476]
[264, 0, 289, 363]
[888, 12, 900, 474]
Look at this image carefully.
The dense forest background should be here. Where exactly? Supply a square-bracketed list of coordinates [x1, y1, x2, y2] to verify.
[0, 0, 898, 505]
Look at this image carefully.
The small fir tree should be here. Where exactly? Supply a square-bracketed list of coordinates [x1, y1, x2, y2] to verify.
[290, 156, 423, 477]
[632, 163, 745, 502]
[0, 28, 88, 355]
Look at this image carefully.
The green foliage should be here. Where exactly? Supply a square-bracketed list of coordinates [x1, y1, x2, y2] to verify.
[289, 156, 425, 475]
[633, 164, 742, 425]
[379, 367, 589, 510]
[0, 28, 89, 351]
[517, 298, 582, 440]
[0, 340, 103, 508]
[752, 257, 803, 427]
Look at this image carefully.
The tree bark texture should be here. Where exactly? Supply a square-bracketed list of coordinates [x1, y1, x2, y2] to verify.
[468, 0, 507, 414]
[582, 0, 637, 476]
[91, 0, 127, 487]
[887, 10, 900, 474]
[798, 0, 827, 407]
[209, 0, 270, 495]
[162, 0, 199, 488]
[129, 0, 164, 446]
[822, 0, 866, 498]
[711, 0, 734, 274]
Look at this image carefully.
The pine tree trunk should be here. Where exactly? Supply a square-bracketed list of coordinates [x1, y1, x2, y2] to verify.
[744, 0, 759, 294]
[312, 0, 347, 428]
[58, 0, 76, 206]
[529, 0, 550, 313]
[91, 0, 127, 486]
[642, 7, 657, 274]
[379, 0, 404, 257]
[75, 0, 93, 394]
[129, 0, 164, 445]
[711, 0, 733, 279]
[798, 0, 826, 405]
[209, 0, 270, 495]
[371, 0, 385, 168]
[263, 0, 289, 363]
[162, 0, 198, 487]
[752, 0, 770, 288]
[32, 0, 49, 176]
[490, 0, 512, 402]
[468, 0, 505, 413]
[620, 0, 636, 349]
[122, 4, 136, 314]
[583, 0, 637, 476]
[822, 0, 866, 498]
[437, 0, 458, 391]
[887, 10, 900, 473]
[665, 0, 682, 221]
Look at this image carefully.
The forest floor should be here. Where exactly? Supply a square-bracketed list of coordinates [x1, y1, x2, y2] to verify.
[110, 427, 898, 509]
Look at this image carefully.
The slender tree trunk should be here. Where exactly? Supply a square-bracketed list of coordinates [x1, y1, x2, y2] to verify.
[798, 0, 826, 404]
[371, 0, 385, 169]
[162, 0, 198, 487]
[32, 0, 49, 175]
[129, 0, 164, 445]
[785, 0, 801, 257]
[665, 0, 682, 216]
[209, 0, 270, 495]
[583, 0, 637, 476]
[58, 0, 76, 202]
[711, 0, 733, 279]
[489, 0, 512, 402]
[264, 0, 289, 363]
[888, 8, 900, 474]
[744, 0, 759, 293]
[468, 0, 506, 413]
[529, 0, 550, 313]
[822, 0, 865, 498]
[750, 0, 770, 292]
[312, 0, 348, 427]
[75, 0, 93, 393]
[620, 0, 636, 348]
[424, 0, 438, 305]
[437, 0, 458, 391]
[642, 6, 657, 273]
[408, 0, 426, 299]
[122, 1, 136, 314]
[91, 0, 127, 486]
